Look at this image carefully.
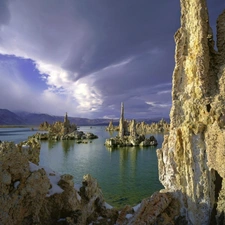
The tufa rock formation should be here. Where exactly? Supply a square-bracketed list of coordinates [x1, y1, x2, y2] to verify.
[0, 141, 117, 225]
[105, 103, 158, 147]
[36, 113, 98, 141]
[106, 118, 169, 134]
[105, 120, 118, 131]
[118, 102, 129, 137]
[157, 0, 225, 224]
[39, 112, 77, 135]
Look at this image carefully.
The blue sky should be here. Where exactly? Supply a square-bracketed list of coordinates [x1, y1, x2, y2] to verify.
[0, 0, 224, 119]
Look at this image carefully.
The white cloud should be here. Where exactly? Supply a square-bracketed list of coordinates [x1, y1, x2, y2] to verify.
[0, 0, 104, 116]
[146, 101, 171, 108]
[157, 90, 171, 95]
[0, 59, 78, 115]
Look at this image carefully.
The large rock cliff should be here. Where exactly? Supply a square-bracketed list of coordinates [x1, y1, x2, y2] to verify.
[157, 0, 225, 224]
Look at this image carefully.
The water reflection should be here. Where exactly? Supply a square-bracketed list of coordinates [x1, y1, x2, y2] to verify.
[0, 126, 164, 207]
[61, 140, 75, 153]
[47, 140, 57, 149]
[38, 127, 164, 208]
[106, 146, 154, 188]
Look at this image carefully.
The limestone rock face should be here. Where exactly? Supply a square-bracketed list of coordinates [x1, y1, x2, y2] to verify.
[157, 1, 225, 224]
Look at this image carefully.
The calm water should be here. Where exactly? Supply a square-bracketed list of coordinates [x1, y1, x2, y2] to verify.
[0, 126, 164, 208]
[0, 127, 40, 143]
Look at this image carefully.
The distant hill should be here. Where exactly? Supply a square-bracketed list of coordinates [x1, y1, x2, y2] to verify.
[0, 109, 169, 126]
[0, 109, 25, 125]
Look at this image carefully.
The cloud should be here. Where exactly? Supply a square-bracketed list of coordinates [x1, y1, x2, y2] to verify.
[0, 59, 77, 115]
[0, 0, 223, 118]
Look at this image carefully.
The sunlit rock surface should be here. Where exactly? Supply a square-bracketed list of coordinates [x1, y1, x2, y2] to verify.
[157, 1, 225, 224]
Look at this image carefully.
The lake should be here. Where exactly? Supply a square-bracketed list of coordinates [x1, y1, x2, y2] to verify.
[0, 126, 164, 208]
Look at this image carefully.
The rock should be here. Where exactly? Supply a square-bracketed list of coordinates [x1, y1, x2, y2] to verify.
[0, 142, 112, 225]
[116, 205, 134, 225]
[106, 120, 118, 131]
[17, 138, 41, 164]
[129, 119, 137, 137]
[105, 132, 156, 147]
[157, 1, 225, 224]
[119, 102, 125, 138]
[105, 104, 158, 147]
[0, 142, 51, 225]
[127, 191, 172, 225]
[105, 104, 168, 149]
[38, 113, 77, 138]
[58, 174, 74, 189]
[39, 121, 50, 131]
[32, 128, 98, 141]
[85, 132, 98, 139]
[115, 191, 180, 225]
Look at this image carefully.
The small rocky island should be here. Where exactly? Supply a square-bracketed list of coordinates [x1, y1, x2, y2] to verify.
[32, 113, 98, 141]
[105, 103, 158, 147]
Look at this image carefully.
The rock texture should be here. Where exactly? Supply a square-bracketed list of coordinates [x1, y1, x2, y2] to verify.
[118, 102, 129, 137]
[105, 120, 118, 131]
[0, 141, 113, 225]
[36, 113, 98, 141]
[39, 112, 77, 135]
[157, 1, 225, 224]
[106, 119, 169, 134]
[105, 103, 158, 147]
[140, 119, 169, 134]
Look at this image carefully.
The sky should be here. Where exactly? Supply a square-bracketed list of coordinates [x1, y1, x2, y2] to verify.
[0, 0, 224, 119]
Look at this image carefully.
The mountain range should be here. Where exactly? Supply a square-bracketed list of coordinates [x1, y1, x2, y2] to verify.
[0, 109, 169, 126]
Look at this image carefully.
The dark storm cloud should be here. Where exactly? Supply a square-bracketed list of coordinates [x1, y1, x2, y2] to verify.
[63, 0, 180, 78]
[0, 0, 224, 118]
[0, 0, 10, 26]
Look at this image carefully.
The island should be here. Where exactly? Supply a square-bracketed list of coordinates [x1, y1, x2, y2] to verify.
[32, 113, 98, 141]
[105, 103, 158, 147]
